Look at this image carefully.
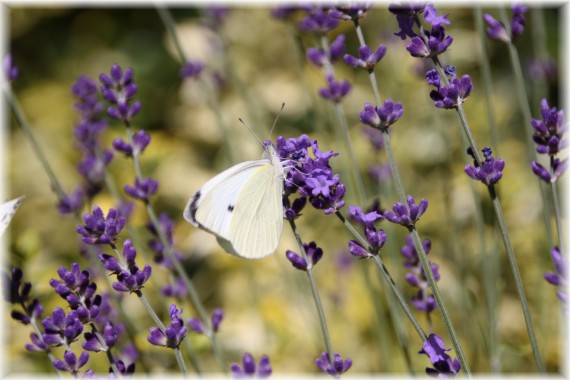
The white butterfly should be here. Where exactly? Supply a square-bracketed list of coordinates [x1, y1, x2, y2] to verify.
[0, 196, 24, 237]
[183, 143, 286, 259]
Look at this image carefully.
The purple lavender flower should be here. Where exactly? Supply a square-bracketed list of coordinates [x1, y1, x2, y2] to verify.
[277, 135, 345, 215]
[25, 332, 48, 352]
[407, 25, 453, 58]
[99, 64, 141, 123]
[42, 308, 84, 347]
[419, 334, 461, 376]
[231, 353, 272, 378]
[83, 322, 119, 352]
[3, 53, 19, 81]
[315, 352, 352, 376]
[162, 277, 188, 299]
[401, 235, 439, 312]
[284, 197, 307, 221]
[286, 241, 324, 271]
[77, 151, 114, 196]
[147, 304, 186, 349]
[57, 188, 85, 215]
[298, 8, 339, 34]
[484, 5, 527, 44]
[77, 205, 125, 245]
[124, 177, 159, 202]
[531, 98, 566, 155]
[527, 58, 557, 82]
[426, 68, 472, 109]
[423, 3, 450, 27]
[359, 99, 404, 130]
[188, 308, 224, 335]
[3, 268, 44, 326]
[347, 206, 387, 258]
[384, 195, 428, 230]
[180, 60, 205, 79]
[319, 74, 352, 103]
[52, 350, 89, 375]
[270, 5, 299, 21]
[349, 205, 383, 228]
[344, 43, 387, 72]
[545, 246, 568, 304]
[113, 130, 151, 157]
[329, 3, 372, 21]
[465, 147, 505, 186]
[108, 243, 152, 293]
[307, 35, 345, 67]
[147, 212, 183, 267]
[510, 3, 528, 39]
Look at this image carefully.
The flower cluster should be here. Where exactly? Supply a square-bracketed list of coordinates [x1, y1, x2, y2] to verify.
[187, 308, 224, 336]
[298, 7, 339, 34]
[319, 74, 352, 103]
[286, 241, 324, 270]
[52, 350, 90, 376]
[328, 3, 372, 21]
[390, 3, 453, 58]
[359, 99, 404, 130]
[344, 43, 386, 72]
[544, 247, 567, 304]
[99, 64, 141, 124]
[465, 147, 505, 186]
[530, 98, 567, 183]
[3, 268, 43, 326]
[347, 206, 386, 258]
[99, 239, 152, 293]
[277, 135, 345, 215]
[315, 352, 352, 376]
[426, 67, 473, 109]
[384, 195, 428, 230]
[77, 205, 126, 245]
[419, 334, 461, 377]
[231, 352, 272, 378]
[307, 34, 345, 67]
[400, 235, 439, 312]
[484, 3, 528, 44]
[148, 304, 187, 349]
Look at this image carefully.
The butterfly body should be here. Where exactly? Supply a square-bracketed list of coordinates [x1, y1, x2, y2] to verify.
[184, 144, 285, 259]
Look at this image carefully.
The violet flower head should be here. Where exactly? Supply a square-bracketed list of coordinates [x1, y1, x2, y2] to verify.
[316, 352, 352, 377]
[4, 53, 19, 82]
[42, 308, 84, 347]
[99, 64, 141, 123]
[188, 308, 223, 335]
[483, 13, 510, 43]
[531, 98, 566, 156]
[162, 277, 188, 299]
[465, 147, 505, 186]
[52, 350, 90, 375]
[109, 241, 152, 293]
[124, 177, 159, 202]
[510, 3, 528, 40]
[286, 241, 323, 271]
[77, 205, 125, 245]
[544, 246, 568, 304]
[359, 99, 404, 130]
[344, 43, 387, 72]
[384, 195, 428, 230]
[389, 2, 426, 40]
[4, 268, 44, 326]
[319, 74, 352, 103]
[83, 321, 119, 352]
[423, 3, 450, 27]
[348, 206, 387, 258]
[231, 352, 272, 378]
[113, 130, 151, 157]
[57, 188, 85, 215]
[401, 235, 438, 312]
[407, 24, 453, 58]
[307, 34, 345, 67]
[110, 359, 135, 377]
[298, 8, 339, 34]
[180, 60, 205, 79]
[329, 3, 373, 21]
[427, 68, 472, 109]
[419, 334, 461, 377]
[147, 304, 186, 349]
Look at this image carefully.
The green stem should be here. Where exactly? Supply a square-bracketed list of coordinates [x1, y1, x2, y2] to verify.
[551, 182, 564, 253]
[488, 185, 546, 373]
[174, 348, 190, 379]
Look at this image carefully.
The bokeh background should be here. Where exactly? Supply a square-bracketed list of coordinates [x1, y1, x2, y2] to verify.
[2, 3, 566, 376]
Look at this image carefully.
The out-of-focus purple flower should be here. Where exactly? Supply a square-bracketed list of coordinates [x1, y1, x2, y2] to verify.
[423, 3, 450, 26]
[419, 334, 461, 377]
[483, 14, 510, 43]
[359, 99, 404, 130]
[42, 308, 84, 347]
[362, 126, 384, 151]
[527, 58, 557, 82]
[25, 332, 48, 352]
[298, 8, 339, 34]
[406, 25, 453, 58]
[307, 35, 345, 67]
[52, 350, 90, 375]
[389, 2, 426, 40]
[113, 130, 151, 157]
[344, 43, 387, 72]
[99, 64, 141, 123]
[147, 304, 186, 349]
[147, 212, 183, 268]
[545, 246, 568, 303]
[231, 353, 272, 378]
[465, 147, 505, 186]
[111, 265, 152, 293]
[110, 359, 135, 377]
[57, 187, 85, 215]
[77, 150, 114, 197]
[77, 205, 125, 245]
[187, 308, 224, 335]
[277, 135, 344, 215]
[162, 277, 188, 299]
[270, 5, 299, 21]
[426, 68, 472, 109]
[531, 98, 566, 156]
[206, 6, 230, 25]
[347, 206, 387, 258]
[315, 352, 352, 376]
[319, 74, 351, 103]
[329, 3, 372, 21]
[384, 195, 428, 230]
[510, 3, 528, 39]
[286, 241, 324, 271]
[401, 235, 439, 312]
[180, 60, 205, 79]
[4, 53, 19, 81]
[349, 205, 383, 228]
[124, 177, 159, 202]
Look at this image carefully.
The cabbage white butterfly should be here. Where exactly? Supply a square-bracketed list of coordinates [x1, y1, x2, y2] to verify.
[183, 119, 287, 259]
[0, 196, 24, 237]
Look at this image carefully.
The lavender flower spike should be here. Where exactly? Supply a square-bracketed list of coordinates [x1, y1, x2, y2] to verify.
[545, 246, 568, 303]
[180, 60, 204, 79]
[384, 195, 428, 230]
[319, 74, 352, 103]
[124, 177, 159, 202]
[344, 43, 387, 72]
[77, 205, 125, 245]
[52, 350, 90, 375]
[231, 352, 272, 378]
[359, 99, 404, 130]
[419, 334, 461, 376]
[315, 352, 352, 376]
[3, 53, 19, 81]
[465, 147, 505, 186]
[147, 304, 186, 349]
[483, 14, 510, 43]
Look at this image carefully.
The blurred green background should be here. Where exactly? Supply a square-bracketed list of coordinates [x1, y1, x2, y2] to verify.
[3, 4, 564, 376]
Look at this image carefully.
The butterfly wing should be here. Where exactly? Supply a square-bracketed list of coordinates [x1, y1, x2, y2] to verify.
[0, 197, 24, 237]
[227, 163, 284, 259]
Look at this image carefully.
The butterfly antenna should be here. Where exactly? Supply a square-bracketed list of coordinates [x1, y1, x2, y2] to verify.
[238, 118, 264, 146]
[268, 102, 286, 140]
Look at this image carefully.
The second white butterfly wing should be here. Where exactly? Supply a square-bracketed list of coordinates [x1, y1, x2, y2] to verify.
[227, 163, 284, 259]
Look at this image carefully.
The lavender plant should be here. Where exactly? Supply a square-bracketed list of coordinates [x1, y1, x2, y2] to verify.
[4, 3, 564, 376]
